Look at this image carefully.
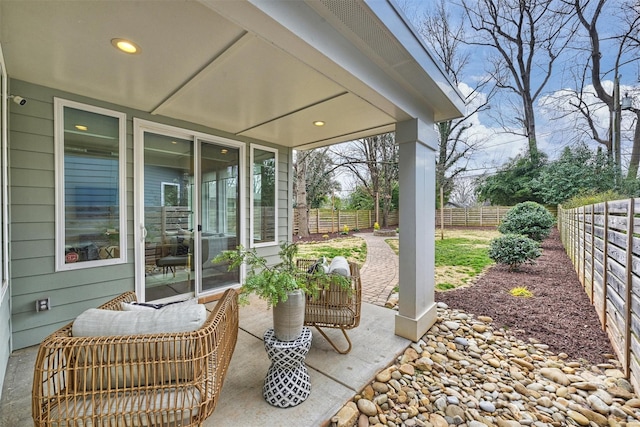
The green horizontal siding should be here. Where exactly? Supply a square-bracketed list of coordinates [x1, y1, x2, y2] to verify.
[8, 78, 291, 350]
[0, 295, 11, 398]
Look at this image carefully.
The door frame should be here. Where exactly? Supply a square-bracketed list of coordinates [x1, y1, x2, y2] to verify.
[133, 118, 246, 302]
[0, 45, 8, 304]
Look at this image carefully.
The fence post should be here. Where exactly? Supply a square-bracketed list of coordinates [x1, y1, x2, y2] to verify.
[480, 206, 483, 227]
[356, 210, 359, 230]
[582, 206, 587, 288]
[602, 201, 609, 331]
[625, 198, 635, 377]
[590, 205, 595, 303]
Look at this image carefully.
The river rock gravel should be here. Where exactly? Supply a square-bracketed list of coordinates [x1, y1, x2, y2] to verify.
[330, 302, 640, 427]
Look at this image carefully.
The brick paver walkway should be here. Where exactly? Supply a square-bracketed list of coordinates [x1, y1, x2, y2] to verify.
[354, 232, 399, 306]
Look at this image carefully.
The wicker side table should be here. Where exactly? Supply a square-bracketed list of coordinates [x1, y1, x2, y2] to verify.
[263, 327, 312, 408]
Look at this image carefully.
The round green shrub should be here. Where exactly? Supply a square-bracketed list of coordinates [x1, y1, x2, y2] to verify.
[488, 234, 542, 271]
[498, 201, 555, 242]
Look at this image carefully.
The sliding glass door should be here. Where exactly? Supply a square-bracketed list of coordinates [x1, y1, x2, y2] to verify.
[200, 141, 240, 293]
[141, 132, 195, 301]
[135, 120, 242, 302]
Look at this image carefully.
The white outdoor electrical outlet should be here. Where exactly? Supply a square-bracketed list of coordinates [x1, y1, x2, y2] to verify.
[36, 298, 51, 312]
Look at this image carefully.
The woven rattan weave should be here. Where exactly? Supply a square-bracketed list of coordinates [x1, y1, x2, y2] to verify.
[297, 259, 362, 354]
[32, 289, 238, 427]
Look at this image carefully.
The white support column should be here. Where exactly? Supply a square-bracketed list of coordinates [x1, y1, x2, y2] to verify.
[395, 118, 438, 342]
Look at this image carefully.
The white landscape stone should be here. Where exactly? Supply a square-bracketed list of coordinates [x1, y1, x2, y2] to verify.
[330, 306, 640, 427]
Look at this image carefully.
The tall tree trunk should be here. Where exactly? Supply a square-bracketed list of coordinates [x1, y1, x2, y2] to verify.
[626, 110, 640, 180]
[295, 151, 310, 237]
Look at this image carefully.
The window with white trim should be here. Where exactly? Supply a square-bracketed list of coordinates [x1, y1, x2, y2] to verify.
[161, 182, 180, 206]
[250, 145, 277, 247]
[55, 99, 127, 270]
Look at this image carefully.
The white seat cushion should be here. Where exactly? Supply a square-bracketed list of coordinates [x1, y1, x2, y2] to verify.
[328, 256, 350, 277]
[72, 303, 207, 337]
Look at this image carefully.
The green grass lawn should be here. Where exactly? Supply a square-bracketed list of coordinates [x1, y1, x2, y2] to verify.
[385, 228, 499, 291]
[434, 237, 495, 290]
[296, 237, 367, 265]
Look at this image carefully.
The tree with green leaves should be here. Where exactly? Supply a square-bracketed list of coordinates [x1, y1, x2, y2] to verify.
[532, 144, 615, 205]
[476, 153, 547, 205]
[344, 186, 374, 210]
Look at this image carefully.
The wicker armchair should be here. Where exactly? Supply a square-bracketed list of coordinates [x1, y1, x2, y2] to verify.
[32, 288, 239, 427]
[297, 259, 362, 354]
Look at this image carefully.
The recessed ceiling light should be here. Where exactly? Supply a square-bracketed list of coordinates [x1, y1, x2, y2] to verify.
[313, 121, 325, 127]
[75, 125, 88, 131]
[111, 38, 140, 54]
[221, 149, 228, 154]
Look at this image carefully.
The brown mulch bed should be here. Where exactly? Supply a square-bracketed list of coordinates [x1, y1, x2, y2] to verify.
[435, 228, 614, 365]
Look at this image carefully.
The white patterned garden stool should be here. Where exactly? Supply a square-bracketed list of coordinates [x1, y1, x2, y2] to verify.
[263, 327, 313, 407]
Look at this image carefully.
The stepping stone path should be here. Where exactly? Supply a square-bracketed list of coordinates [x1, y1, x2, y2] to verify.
[331, 302, 640, 427]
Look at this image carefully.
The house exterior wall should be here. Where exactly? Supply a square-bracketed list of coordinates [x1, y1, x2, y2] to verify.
[8, 78, 291, 350]
[0, 294, 9, 396]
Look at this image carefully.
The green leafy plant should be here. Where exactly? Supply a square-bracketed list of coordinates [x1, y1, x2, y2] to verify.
[498, 201, 555, 242]
[373, 222, 380, 230]
[214, 242, 348, 307]
[562, 189, 626, 209]
[341, 224, 349, 235]
[509, 286, 533, 297]
[488, 234, 541, 271]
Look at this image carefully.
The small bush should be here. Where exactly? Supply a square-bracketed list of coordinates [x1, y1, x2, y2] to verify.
[509, 286, 533, 297]
[498, 201, 555, 242]
[373, 222, 380, 230]
[341, 224, 349, 235]
[488, 234, 541, 271]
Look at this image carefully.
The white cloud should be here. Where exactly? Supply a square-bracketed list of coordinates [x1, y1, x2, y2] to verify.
[537, 81, 639, 167]
[454, 82, 529, 175]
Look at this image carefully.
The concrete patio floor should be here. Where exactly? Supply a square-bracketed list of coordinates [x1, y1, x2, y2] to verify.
[0, 295, 409, 426]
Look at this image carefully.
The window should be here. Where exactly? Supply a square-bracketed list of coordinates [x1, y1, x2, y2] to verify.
[250, 144, 277, 247]
[55, 99, 126, 270]
[161, 182, 180, 206]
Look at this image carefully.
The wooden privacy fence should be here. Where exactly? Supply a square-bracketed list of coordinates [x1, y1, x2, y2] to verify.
[293, 209, 399, 235]
[436, 206, 511, 227]
[294, 205, 558, 234]
[435, 205, 558, 227]
[558, 199, 640, 392]
[294, 206, 506, 234]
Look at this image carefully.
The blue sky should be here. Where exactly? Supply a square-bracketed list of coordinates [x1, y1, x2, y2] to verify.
[400, 0, 640, 178]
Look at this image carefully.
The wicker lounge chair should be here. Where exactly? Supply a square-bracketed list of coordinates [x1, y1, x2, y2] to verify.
[32, 288, 239, 427]
[297, 259, 362, 354]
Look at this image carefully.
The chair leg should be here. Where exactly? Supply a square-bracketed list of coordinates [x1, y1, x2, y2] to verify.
[314, 326, 352, 354]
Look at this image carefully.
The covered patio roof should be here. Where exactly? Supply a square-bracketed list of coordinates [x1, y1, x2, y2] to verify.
[0, 0, 464, 149]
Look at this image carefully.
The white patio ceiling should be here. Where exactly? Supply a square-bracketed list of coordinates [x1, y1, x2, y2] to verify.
[0, 0, 464, 149]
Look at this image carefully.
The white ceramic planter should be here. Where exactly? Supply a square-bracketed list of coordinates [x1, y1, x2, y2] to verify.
[272, 289, 305, 341]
